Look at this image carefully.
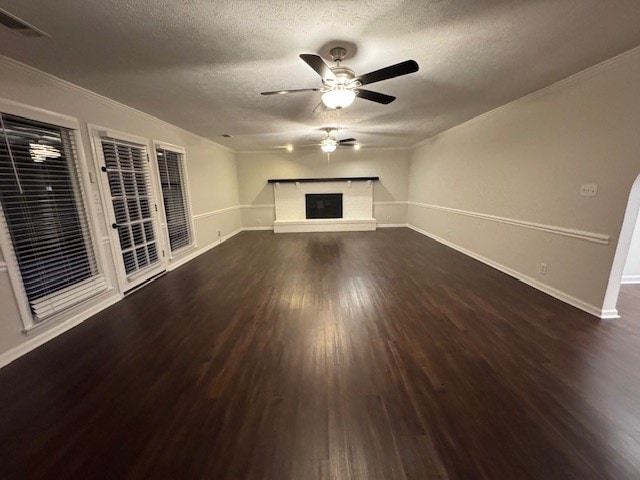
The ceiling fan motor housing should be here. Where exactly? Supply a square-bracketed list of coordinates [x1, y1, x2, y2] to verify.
[325, 66, 355, 87]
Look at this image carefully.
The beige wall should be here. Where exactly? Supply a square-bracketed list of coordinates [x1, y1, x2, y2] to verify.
[623, 214, 640, 282]
[407, 47, 640, 315]
[0, 56, 241, 363]
[236, 148, 410, 228]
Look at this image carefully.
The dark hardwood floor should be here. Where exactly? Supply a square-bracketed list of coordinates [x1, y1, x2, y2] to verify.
[1, 228, 640, 479]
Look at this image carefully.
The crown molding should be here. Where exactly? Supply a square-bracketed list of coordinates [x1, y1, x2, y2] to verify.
[410, 44, 640, 150]
[0, 55, 235, 154]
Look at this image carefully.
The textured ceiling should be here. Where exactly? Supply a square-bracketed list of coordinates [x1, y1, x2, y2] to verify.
[1, 1, 640, 151]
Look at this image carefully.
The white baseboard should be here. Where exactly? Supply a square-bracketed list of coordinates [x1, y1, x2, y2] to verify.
[0, 293, 122, 369]
[242, 226, 274, 231]
[406, 224, 613, 319]
[168, 228, 243, 271]
[377, 223, 409, 228]
[621, 275, 640, 285]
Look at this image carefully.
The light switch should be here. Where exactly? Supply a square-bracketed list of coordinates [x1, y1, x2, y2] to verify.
[580, 184, 598, 197]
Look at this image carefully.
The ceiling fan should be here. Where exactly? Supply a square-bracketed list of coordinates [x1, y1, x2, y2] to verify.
[286, 128, 357, 153]
[261, 47, 419, 110]
[317, 128, 357, 153]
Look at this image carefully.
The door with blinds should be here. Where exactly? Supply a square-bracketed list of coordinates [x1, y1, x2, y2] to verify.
[96, 134, 166, 292]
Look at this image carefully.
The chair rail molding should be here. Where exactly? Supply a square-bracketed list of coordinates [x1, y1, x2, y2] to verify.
[407, 201, 610, 245]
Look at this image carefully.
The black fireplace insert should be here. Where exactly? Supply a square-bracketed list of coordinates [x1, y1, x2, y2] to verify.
[305, 193, 343, 219]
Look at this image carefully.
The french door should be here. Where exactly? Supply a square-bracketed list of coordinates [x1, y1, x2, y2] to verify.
[96, 134, 166, 292]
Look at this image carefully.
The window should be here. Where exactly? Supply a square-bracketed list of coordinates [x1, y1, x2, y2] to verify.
[0, 112, 106, 325]
[155, 146, 193, 253]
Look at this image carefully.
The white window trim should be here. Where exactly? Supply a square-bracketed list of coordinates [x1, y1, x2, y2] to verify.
[0, 98, 113, 332]
[152, 140, 197, 259]
[86, 124, 169, 293]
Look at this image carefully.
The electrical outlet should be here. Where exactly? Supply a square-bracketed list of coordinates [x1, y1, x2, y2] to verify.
[217, 229, 221, 237]
[540, 263, 548, 275]
[386, 215, 391, 221]
[580, 184, 598, 197]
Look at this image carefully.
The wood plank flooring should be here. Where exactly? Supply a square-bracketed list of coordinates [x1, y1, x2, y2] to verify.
[1, 228, 640, 479]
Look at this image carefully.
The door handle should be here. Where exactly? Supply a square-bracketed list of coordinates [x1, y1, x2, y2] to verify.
[112, 223, 120, 229]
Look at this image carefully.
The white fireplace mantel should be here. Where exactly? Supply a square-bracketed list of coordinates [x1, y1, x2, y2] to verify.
[269, 177, 378, 233]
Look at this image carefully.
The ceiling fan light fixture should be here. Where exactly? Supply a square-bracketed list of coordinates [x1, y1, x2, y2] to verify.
[321, 86, 356, 109]
[320, 138, 337, 153]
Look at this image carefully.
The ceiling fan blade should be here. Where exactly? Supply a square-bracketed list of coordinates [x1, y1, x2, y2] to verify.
[338, 138, 357, 145]
[312, 101, 329, 113]
[354, 60, 419, 86]
[261, 88, 320, 95]
[300, 54, 337, 82]
[356, 89, 396, 104]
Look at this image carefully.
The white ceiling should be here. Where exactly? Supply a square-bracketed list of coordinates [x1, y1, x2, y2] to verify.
[1, 1, 640, 151]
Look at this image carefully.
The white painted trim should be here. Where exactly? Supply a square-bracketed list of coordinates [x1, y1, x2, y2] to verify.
[0, 96, 80, 129]
[0, 55, 235, 153]
[408, 201, 610, 245]
[410, 45, 640, 149]
[374, 201, 408, 206]
[601, 309, 621, 320]
[193, 205, 241, 220]
[167, 228, 243, 271]
[621, 275, 640, 285]
[240, 204, 275, 209]
[0, 261, 7, 272]
[407, 224, 614, 319]
[377, 223, 409, 228]
[242, 226, 274, 231]
[0, 293, 122, 369]
[153, 141, 186, 155]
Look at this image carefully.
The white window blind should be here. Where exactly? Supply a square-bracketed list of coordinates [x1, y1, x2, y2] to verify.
[101, 137, 161, 277]
[0, 113, 107, 324]
[156, 147, 193, 253]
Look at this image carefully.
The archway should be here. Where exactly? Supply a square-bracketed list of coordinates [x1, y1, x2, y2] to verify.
[602, 173, 640, 317]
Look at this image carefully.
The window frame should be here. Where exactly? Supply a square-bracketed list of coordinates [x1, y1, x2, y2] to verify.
[152, 141, 197, 259]
[0, 98, 111, 332]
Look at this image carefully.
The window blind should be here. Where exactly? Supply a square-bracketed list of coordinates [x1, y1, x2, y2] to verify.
[156, 147, 193, 252]
[100, 137, 161, 277]
[0, 113, 106, 324]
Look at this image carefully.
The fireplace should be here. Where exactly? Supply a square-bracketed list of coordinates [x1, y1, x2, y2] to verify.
[305, 193, 343, 219]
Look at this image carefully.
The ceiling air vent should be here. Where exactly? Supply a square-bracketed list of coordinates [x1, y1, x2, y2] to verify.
[221, 134, 232, 138]
[0, 8, 49, 38]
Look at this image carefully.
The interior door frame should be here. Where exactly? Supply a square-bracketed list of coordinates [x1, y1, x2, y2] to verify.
[87, 124, 168, 293]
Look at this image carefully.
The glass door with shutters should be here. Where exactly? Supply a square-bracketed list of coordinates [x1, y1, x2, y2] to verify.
[98, 136, 165, 291]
